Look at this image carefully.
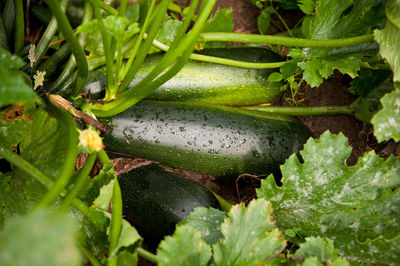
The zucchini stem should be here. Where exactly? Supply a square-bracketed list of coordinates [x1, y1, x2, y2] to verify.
[45, 0, 88, 97]
[14, 0, 24, 54]
[35, 105, 78, 208]
[242, 105, 354, 116]
[0, 15, 8, 49]
[151, 38, 286, 69]
[201, 32, 375, 47]
[137, 248, 158, 263]
[59, 152, 97, 213]
[108, 178, 123, 266]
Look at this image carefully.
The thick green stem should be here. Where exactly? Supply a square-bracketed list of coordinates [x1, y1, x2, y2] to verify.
[201, 32, 375, 47]
[36, 105, 78, 208]
[59, 152, 97, 213]
[0, 147, 54, 190]
[31, 0, 69, 71]
[38, 43, 70, 76]
[98, 149, 111, 165]
[152, 39, 286, 69]
[137, 248, 158, 263]
[79, 244, 102, 266]
[49, 2, 92, 93]
[108, 178, 122, 266]
[89, 0, 115, 100]
[92, 0, 216, 117]
[2, 0, 14, 41]
[0, 15, 9, 49]
[14, 0, 24, 54]
[243, 105, 354, 116]
[45, 0, 88, 97]
[119, 0, 156, 86]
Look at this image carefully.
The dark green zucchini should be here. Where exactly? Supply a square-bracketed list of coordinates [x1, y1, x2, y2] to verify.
[100, 101, 311, 179]
[119, 163, 221, 243]
[60, 47, 283, 106]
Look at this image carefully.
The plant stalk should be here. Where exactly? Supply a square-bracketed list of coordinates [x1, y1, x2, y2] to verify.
[201, 32, 375, 47]
[242, 105, 354, 116]
[137, 248, 158, 263]
[14, 0, 24, 54]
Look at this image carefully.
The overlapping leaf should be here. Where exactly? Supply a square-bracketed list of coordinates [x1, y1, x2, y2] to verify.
[157, 225, 212, 266]
[287, 0, 385, 88]
[202, 9, 233, 48]
[371, 85, 400, 141]
[257, 132, 400, 264]
[213, 199, 286, 266]
[0, 208, 82, 266]
[374, 0, 400, 82]
[0, 104, 70, 225]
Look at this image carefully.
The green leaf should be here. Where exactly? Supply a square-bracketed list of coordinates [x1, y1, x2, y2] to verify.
[179, 207, 227, 245]
[297, 56, 360, 87]
[257, 131, 400, 264]
[0, 208, 82, 266]
[0, 47, 25, 69]
[257, 7, 274, 35]
[80, 161, 116, 206]
[0, 104, 70, 225]
[267, 72, 283, 82]
[203, 9, 233, 48]
[0, 49, 39, 107]
[108, 217, 142, 258]
[371, 85, 400, 141]
[213, 199, 286, 266]
[374, 0, 400, 82]
[291, 237, 346, 263]
[157, 225, 212, 266]
[148, 19, 182, 54]
[298, 0, 314, 15]
[349, 68, 392, 96]
[116, 250, 138, 266]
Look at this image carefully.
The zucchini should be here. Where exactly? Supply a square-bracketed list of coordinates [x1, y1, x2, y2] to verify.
[61, 47, 283, 106]
[100, 101, 311, 179]
[119, 163, 221, 243]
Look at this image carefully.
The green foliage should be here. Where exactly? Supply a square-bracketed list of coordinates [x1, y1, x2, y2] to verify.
[0, 104, 69, 225]
[371, 84, 400, 141]
[374, 0, 400, 82]
[285, 0, 386, 88]
[179, 207, 227, 244]
[0, 48, 39, 107]
[148, 19, 183, 53]
[157, 225, 212, 266]
[290, 237, 349, 265]
[0, 208, 82, 266]
[257, 131, 400, 264]
[202, 9, 233, 48]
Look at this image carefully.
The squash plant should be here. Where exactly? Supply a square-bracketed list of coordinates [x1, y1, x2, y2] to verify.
[0, 0, 400, 265]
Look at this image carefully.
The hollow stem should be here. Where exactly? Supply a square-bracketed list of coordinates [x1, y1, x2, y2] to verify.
[35, 105, 78, 208]
[152, 38, 286, 69]
[242, 105, 354, 116]
[45, 0, 88, 97]
[201, 32, 375, 47]
[137, 248, 158, 263]
[14, 0, 24, 54]
[108, 178, 122, 266]
[0, 147, 54, 190]
[31, 0, 69, 71]
[59, 152, 97, 213]
[79, 244, 102, 266]
[0, 15, 9, 49]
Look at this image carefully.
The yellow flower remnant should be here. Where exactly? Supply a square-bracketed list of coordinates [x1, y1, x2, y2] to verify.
[33, 70, 46, 90]
[79, 129, 104, 152]
[28, 44, 36, 68]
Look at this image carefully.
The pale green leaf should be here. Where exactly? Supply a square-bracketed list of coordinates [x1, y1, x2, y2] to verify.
[257, 131, 400, 264]
[203, 9, 233, 48]
[371, 86, 400, 141]
[108, 217, 142, 258]
[298, 0, 314, 15]
[374, 0, 400, 82]
[291, 237, 345, 263]
[157, 225, 212, 266]
[0, 47, 24, 69]
[0, 208, 82, 266]
[213, 199, 286, 266]
[179, 207, 226, 245]
[148, 19, 182, 54]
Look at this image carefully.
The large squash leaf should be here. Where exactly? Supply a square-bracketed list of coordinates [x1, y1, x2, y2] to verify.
[0, 104, 70, 225]
[257, 131, 400, 264]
